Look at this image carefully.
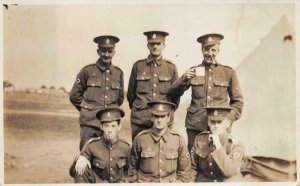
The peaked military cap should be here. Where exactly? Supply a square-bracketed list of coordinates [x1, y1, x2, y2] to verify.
[96, 107, 125, 123]
[205, 106, 232, 121]
[197, 33, 224, 46]
[148, 100, 176, 116]
[93, 35, 120, 48]
[143, 30, 169, 43]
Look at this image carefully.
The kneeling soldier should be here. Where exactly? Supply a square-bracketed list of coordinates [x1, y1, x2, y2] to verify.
[191, 106, 245, 182]
[71, 107, 130, 183]
[128, 100, 191, 183]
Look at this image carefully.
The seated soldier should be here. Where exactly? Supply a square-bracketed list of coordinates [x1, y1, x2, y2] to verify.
[190, 106, 245, 182]
[70, 107, 130, 183]
[128, 100, 191, 183]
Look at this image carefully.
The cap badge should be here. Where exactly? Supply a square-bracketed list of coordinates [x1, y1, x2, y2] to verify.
[158, 104, 164, 111]
[152, 33, 157, 39]
[107, 112, 111, 117]
[214, 110, 218, 116]
[105, 38, 110, 44]
[208, 37, 213, 42]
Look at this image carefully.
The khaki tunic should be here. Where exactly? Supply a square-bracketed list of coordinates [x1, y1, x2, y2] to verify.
[70, 60, 124, 128]
[127, 55, 179, 126]
[169, 61, 244, 131]
[190, 131, 245, 182]
[128, 128, 191, 183]
[80, 137, 131, 183]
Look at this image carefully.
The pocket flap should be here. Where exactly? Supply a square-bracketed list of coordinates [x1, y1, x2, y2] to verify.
[80, 100, 95, 111]
[87, 79, 102, 87]
[158, 75, 172, 82]
[111, 82, 121, 89]
[187, 106, 198, 114]
[117, 159, 127, 168]
[165, 151, 178, 159]
[137, 74, 151, 81]
[191, 76, 205, 85]
[141, 150, 156, 158]
[213, 79, 229, 87]
[92, 159, 106, 169]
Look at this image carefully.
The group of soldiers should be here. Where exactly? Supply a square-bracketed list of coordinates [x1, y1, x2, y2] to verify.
[69, 30, 244, 183]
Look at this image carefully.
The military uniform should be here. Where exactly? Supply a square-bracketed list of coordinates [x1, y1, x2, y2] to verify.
[73, 137, 130, 183]
[69, 35, 124, 150]
[128, 128, 191, 183]
[168, 34, 243, 151]
[127, 31, 179, 140]
[190, 131, 244, 182]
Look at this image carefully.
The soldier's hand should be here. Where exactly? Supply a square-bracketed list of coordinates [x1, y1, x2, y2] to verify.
[209, 134, 222, 150]
[75, 155, 91, 175]
[182, 68, 196, 82]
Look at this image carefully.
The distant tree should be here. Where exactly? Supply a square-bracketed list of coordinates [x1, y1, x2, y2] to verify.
[40, 85, 47, 89]
[3, 80, 13, 88]
[49, 86, 55, 90]
[58, 86, 67, 93]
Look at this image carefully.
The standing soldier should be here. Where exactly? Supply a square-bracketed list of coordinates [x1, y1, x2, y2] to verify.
[128, 101, 191, 183]
[70, 107, 131, 183]
[70, 35, 124, 150]
[168, 33, 244, 152]
[127, 31, 179, 140]
[190, 106, 245, 182]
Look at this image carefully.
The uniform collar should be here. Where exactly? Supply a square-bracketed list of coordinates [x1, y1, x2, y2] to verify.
[96, 59, 114, 74]
[220, 133, 230, 146]
[202, 60, 218, 69]
[146, 55, 163, 66]
[149, 128, 170, 142]
[101, 136, 119, 149]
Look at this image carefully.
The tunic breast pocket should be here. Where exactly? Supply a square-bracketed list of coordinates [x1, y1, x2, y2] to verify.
[136, 74, 151, 94]
[158, 75, 172, 94]
[110, 82, 121, 102]
[191, 76, 206, 99]
[84, 79, 102, 99]
[92, 159, 106, 176]
[212, 79, 229, 99]
[165, 150, 178, 173]
[140, 150, 156, 174]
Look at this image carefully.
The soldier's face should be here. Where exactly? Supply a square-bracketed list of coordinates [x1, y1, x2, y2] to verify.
[152, 113, 170, 130]
[202, 44, 220, 64]
[147, 41, 165, 57]
[97, 47, 115, 63]
[101, 121, 121, 142]
[208, 118, 230, 135]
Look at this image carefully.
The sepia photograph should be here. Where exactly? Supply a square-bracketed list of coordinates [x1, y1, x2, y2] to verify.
[1, 0, 298, 185]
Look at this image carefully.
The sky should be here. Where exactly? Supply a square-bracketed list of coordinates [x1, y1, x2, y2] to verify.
[2, 1, 295, 92]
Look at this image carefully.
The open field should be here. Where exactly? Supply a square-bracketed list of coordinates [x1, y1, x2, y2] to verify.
[3, 92, 132, 183]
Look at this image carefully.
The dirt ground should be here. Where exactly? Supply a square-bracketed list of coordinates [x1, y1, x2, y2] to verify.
[3, 92, 132, 183]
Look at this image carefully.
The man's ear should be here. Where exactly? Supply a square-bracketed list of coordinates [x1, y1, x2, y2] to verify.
[99, 123, 103, 130]
[117, 121, 122, 132]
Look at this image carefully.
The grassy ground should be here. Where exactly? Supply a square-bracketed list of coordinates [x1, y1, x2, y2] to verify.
[3, 92, 131, 183]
